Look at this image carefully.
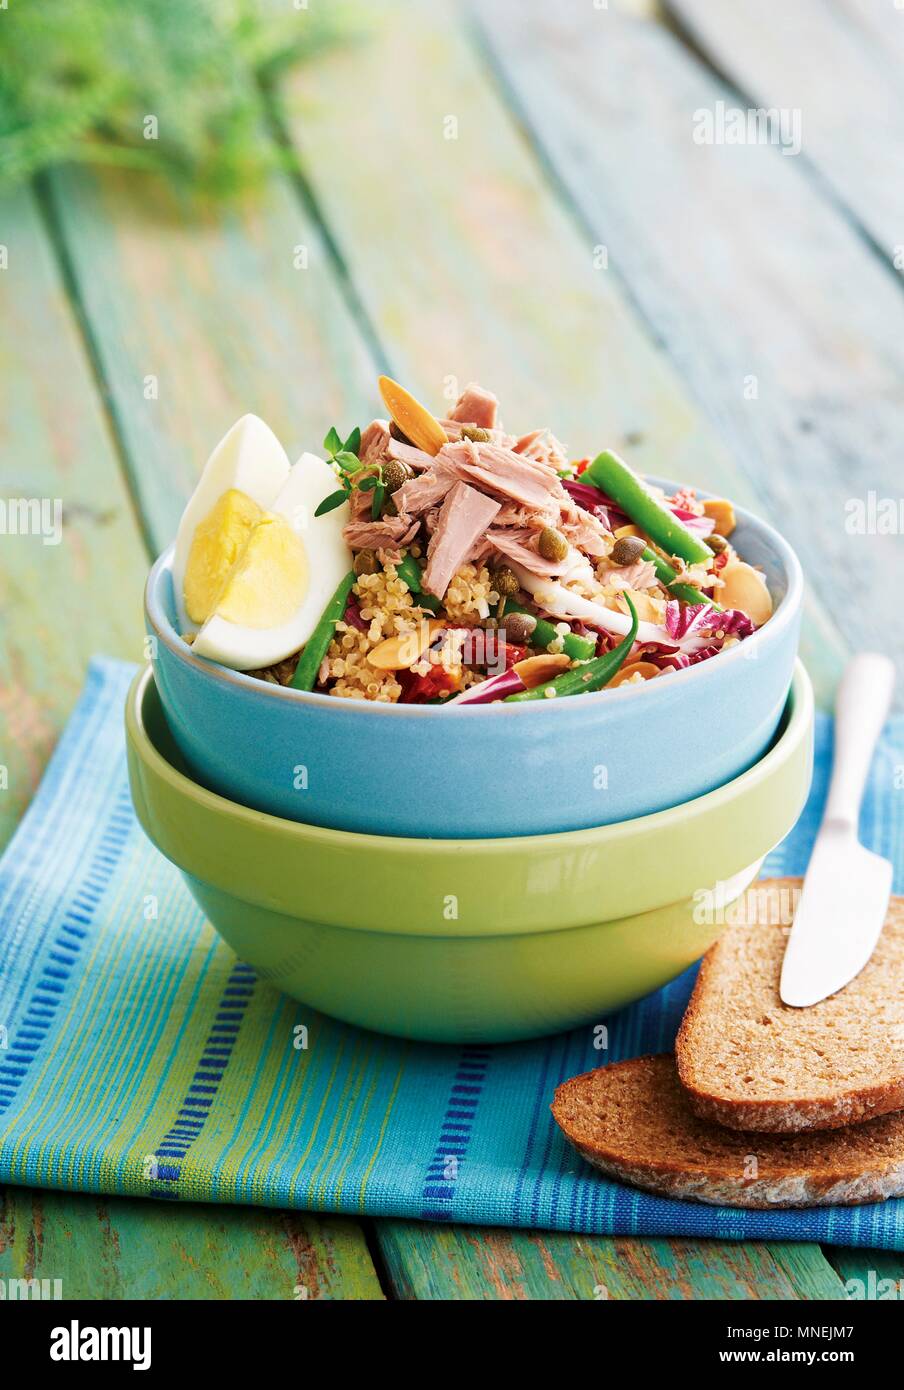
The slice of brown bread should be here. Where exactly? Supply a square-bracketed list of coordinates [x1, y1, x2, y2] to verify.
[552, 1054, 904, 1207]
[675, 879, 904, 1133]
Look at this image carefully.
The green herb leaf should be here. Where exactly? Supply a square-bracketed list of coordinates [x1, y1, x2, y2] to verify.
[323, 426, 343, 456]
[0, 4, 355, 198]
[371, 482, 386, 520]
[343, 426, 361, 456]
[314, 489, 349, 517]
[334, 451, 362, 473]
[357, 476, 377, 492]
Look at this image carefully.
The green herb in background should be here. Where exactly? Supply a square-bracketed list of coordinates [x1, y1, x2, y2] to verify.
[0, 0, 354, 197]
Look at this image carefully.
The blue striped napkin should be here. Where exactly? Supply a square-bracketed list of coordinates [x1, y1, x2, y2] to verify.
[1, 657, 903, 1247]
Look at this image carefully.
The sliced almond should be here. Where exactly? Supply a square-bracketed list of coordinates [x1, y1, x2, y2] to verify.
[607, 660, 660, 689]
[367, 619, 446, 671]
[609, 589, 659, 622]
[513, 653, 571, 688]
[378, 376, 448, 457]
[718, 561, 772, 625]
[702, 498, 736, 537]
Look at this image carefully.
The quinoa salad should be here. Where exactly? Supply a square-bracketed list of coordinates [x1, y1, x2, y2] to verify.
[170, 377, 773, 706]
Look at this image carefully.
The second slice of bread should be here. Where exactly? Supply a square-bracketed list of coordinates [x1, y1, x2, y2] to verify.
[676, 879, 904, 1132]
[552, 1055, 904, 1207]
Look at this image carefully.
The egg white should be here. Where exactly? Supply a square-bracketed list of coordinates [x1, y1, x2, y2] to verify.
[172, 414, 291, 633]
[191, 452, 353, 671]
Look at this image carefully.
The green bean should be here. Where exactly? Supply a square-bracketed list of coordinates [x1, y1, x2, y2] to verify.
[396, 553, 442, 612]
[585, 451, 713, 566]
[505, 603, 597, 661]
[395, 553, 422, 592]
[290, 571, 355, 692]
[578, 461, 720, 608]
[505, 596, 639, 702]
[642, 545, 722, 611]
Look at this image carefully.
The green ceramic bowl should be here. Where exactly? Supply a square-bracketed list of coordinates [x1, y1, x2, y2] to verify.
[126, 662, 814, 1042]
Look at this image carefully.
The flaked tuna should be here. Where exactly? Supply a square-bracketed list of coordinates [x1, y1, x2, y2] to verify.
[422, 482, 502, 599]
[448, 383, 499, 430]
[344, 516, 421, 549]
[513, 427, 568, 472]
[393, 460, 458, 517]
[559, 506, 612, 558]
[485, 527, 576, 579]
[387, 437, 435, 472]
[439, 439, 563, 510]
[358, 419, 391, 471]
[343, 485, 420, 548]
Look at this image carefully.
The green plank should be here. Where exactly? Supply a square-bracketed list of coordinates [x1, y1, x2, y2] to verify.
[0, 1187, 383, 1300]
[276, 0, 845, 706]
[43, 164, 378, 552]
[825, 1247, 904, 1301]
[380, 1223, 845, 1300]
[836, 0, 904, 73]
[667, 0, 904, 262]
[2, 161, 385, 1298]
[473, 1, 904, 698]
[272, 0, 851, 1298]
[0, 185, 148, 848]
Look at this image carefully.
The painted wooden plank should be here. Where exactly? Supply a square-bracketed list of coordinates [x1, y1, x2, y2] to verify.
[43, 165, 378, 553]
[837, 0, 904, 73]
[474, 0, 904, 697]
[272, 0, 856, 1299]
[0, 184, 149, 850]
[1, 170, 384, 1299]
[666, 0, 904, 262]
[379, 1222, 846, 1300]
[276, 0, 846, 705]
[0, 1186, 383, 1300]
[29, 0, 859, 1301]
[825, 1246, 904, 1300]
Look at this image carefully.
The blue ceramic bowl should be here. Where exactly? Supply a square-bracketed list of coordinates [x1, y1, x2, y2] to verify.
[145, 483, 802, 838]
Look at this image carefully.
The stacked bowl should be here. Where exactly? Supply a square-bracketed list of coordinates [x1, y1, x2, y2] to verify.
[130, 494, 811, 1043]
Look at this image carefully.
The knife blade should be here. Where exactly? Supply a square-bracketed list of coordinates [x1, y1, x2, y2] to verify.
[780, 652, 895, 1008]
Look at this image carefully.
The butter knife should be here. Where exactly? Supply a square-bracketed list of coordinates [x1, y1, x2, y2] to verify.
[780, 652, 895, 1008]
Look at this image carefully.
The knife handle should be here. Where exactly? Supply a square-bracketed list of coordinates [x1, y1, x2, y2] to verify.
[825, 653, 895, 828]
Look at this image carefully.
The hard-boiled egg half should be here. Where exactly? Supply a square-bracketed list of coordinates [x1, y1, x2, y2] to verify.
[174, 415, 352, 671]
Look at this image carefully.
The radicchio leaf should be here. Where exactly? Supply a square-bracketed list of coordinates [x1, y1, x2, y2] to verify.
[664, 600, 717, 641]
[343, 598, 368, 632]
[444, 668, 527, 705]
[710, 607, 757, 639]
[670, 506, 715, 538]
[562, 480, 629, 531]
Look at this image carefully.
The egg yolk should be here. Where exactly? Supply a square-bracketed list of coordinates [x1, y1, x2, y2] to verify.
[184, 489, 263, 625]
[213, 512, 307, 628]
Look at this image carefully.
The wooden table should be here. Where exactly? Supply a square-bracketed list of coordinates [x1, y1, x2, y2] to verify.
[1, 0, 902, 1300]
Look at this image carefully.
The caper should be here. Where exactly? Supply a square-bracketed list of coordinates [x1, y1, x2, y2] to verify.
[492, 565, 520, 597]
[460, 424, 491, 443]
[538, 527, 569, 563]
[381, 459, 409, 494]
[504, 612, 537, 645]
[707, 532, 728, 554]
[389, 420, 413, 446]
[609, 535, 647, 566]
[353, 549, 378, 576]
